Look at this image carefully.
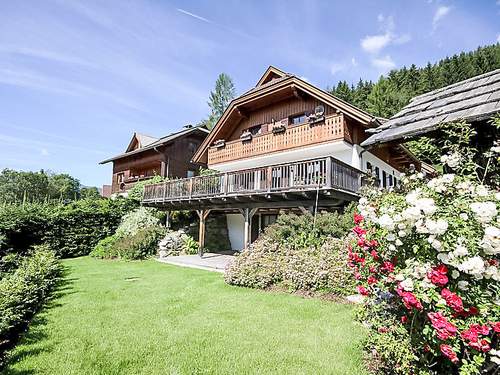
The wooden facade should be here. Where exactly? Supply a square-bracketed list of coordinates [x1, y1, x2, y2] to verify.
[101, 127, 208, 195]
[143, 66, 422, 252]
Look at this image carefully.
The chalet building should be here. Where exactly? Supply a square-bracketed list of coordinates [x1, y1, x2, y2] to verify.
[143, 66, 420, 251]
[100, 125, 209, 196]
[362, 68, 500, 148]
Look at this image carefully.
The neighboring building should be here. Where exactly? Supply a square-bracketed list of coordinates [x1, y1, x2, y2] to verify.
[101, 184, 112, 198]
[100, 125, 209, 196]
[143, 66, 420, 251]
[362, 68, 500, 148]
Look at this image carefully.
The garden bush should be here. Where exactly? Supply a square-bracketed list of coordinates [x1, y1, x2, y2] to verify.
[91, 207, 166, 260]
[157, 230, 199, 258]
[349, 172, 500, 374]
[265, 205, 355, 249]
[225, 224, 354, 295]
[0, 198, 136, 258]
[0, 246, 61, 367]
[96, 226, 166, 260]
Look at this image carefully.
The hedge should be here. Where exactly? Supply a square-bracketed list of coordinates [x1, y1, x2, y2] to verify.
[0, 198, 137, 258]
[0, 246, 61, 367]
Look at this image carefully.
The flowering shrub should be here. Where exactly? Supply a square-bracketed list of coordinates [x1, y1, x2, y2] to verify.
[115, 207, 160, 237]
[350, 173, 500, 374]
[225, 234, 353, 295]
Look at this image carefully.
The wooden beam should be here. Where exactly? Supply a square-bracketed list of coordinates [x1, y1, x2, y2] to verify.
[196, 209, 211, 256]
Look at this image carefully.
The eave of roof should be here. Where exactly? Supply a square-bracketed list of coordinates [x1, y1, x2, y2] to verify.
[100, 126, 209, 164]
[362, 68, 500, 147]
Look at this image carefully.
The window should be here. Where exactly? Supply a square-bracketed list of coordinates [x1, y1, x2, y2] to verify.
[187, 170, 196, 178]
[375, 167, 380, 186]
[389, 175, 393, 187]
[247, 124, 262, 136]
[289, 113, 307, 125]
[366, 162, 372, 172]
[382, 171, 387, 188]
[117, 173, 124, 184]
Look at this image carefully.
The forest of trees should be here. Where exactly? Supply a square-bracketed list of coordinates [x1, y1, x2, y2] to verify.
[329, 43, 500, 119]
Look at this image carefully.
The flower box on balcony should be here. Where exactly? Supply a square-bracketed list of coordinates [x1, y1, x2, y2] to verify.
[240, 131, 252, 142]
[214, 139, 226, 149]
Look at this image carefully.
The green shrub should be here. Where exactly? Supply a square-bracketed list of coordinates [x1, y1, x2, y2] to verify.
[265, 205, 355, 249]
[182, 235, 199, 255]
[90, 234, 119, 259]
[127, 175, 165, 202]
[0, 198, 137, 258]
[109, 226, 166, 260]
[115, 207, 161, 237]
[225, 235, 354, 295]
[0, 246, 61, 366]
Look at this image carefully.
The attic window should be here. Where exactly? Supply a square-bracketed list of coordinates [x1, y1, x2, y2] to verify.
[246, 125, 262, 136]
[290, 113, 307, 125]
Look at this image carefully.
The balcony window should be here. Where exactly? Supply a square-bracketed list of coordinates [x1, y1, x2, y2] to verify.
[247, 125, 262, 136]
[289, 113, 307, 125]
[187, 170, 195, 178]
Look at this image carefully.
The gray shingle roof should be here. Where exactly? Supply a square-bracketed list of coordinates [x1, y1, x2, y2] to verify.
[100, 126, 209, 164]
[362, 68, 500, 147]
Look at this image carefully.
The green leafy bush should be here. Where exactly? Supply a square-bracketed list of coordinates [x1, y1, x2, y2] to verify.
[90, 234, 119, 259]
[265, 205, 355, 249]
[0, 246, 61, 366]
[225, 233, 354, 295]
[0, 198, 136, 258]
[182, 235, 199, 255]
[100, 226, 165, 260]
[127, 175, 165, 202]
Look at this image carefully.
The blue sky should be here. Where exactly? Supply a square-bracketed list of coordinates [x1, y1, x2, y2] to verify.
[0, 0, 498, 188]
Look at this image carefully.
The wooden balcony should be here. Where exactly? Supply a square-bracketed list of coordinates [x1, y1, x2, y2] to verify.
[142, 157, 363, 209]
[208, 114, 344, 165]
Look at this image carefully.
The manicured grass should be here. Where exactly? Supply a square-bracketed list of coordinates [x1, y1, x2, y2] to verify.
[4, 257, 366, 375]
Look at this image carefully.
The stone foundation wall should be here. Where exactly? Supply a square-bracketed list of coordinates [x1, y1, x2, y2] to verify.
[186, 214, 232, 252]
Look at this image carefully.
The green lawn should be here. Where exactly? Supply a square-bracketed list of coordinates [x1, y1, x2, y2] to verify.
[3, 257, 366, 375]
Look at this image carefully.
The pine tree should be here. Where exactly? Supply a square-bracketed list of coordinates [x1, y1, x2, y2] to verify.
[204, 73, 236, 129]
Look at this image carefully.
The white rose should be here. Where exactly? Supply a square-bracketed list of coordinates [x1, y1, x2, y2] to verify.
[451, 270, 460, 279]
[454, 244, 469, 257]
[431, 239, 442, 251]
[480, 226, 500, 255]
[378, 214, 395, 231]
[459, 213, 469, 221]
[395, 239, 403, 247]
[470, 202, 497, 224]
[401, 278, 414, 291]
[458, 280, 469, 290]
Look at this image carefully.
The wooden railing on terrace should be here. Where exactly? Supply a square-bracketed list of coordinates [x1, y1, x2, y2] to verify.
[208, 114, 344, 165]
[142, 157, 362, 204]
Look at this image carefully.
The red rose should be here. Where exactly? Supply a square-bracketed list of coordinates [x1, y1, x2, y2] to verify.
[354, 213, 364, 225]
[381, 261, 395, 273]
[401, 315, 408, 324]
[490, 322, 500, 333]
[469, 339, 490, 352]
[428, 265, 449, 287]
[397, 288, 423, 311]
[378, 327, 389, 333]
[368, 239, 378, 248]
[357, 285, 369, 296]
[370, 250, 379, 260]
[440, 344, 459, 363]
[367, 276, 378, 284]
[369, 266, 377, 273]
[428, 312, 457, 340]
[353, 226, 366, 237]
[440, 288, 464, 312]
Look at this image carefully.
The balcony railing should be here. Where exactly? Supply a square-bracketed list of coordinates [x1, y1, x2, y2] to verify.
[207, 114, 344, 165]
[142, 157, 362, 204]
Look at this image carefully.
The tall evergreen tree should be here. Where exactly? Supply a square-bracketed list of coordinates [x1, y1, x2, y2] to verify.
[203, 73, 236, 129]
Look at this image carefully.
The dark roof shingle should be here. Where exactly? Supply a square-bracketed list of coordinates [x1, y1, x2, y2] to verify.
[362, 69, 500, 146]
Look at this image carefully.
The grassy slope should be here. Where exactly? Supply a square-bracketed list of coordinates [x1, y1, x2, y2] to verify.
[4, 257, 366, 375]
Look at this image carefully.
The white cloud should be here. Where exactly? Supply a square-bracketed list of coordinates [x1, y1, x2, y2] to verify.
[361, 34, 392, 54]
[497, 34, 500, 43]
[371, 55, 396, 71]
[40, 148, 49, 156]
[0, 46, 99, 69]
[351, 57, 357, 66]
[433, 6, 451, 29]
[330, 63, 345, 75]
[360, 14, 410, 54]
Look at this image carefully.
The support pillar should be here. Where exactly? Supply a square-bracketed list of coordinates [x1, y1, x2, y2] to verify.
[238, 208, 258, 250]
[196, 209, 211, 257]
[165, 211, 171, 229]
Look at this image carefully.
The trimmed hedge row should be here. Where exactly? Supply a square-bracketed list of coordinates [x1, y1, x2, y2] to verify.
[0, 246, 61, 367]
[0, 198, 137, 258]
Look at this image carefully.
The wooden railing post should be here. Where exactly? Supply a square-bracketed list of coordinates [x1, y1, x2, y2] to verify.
[223, 173, 228, 195]
[189, 178, 193, 199]
[163, 181, 167, 202]
[266, 166, 272, 192]
[325, 157, 332, 189]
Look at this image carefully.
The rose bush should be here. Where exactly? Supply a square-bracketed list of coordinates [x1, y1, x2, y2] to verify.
[350, 172, 499, 374]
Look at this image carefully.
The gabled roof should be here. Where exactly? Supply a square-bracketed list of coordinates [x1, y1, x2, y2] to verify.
[192, 66, 381, 164]
[125, 132, 158, 152]
[362, 68, 500, 147]
[100, 126, 209, 164]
